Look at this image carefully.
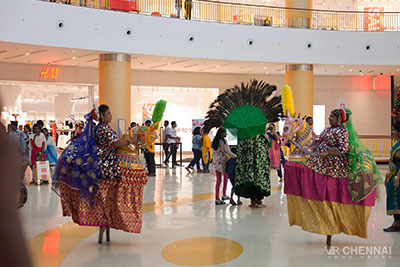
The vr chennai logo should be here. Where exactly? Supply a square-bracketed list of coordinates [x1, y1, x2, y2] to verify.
[325, 246, 392, 259]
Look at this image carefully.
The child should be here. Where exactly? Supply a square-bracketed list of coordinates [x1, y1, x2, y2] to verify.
[226, 147, 242, 205]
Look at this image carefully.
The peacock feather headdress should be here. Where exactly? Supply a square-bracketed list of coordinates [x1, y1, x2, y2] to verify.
[204, 79, 282, 140]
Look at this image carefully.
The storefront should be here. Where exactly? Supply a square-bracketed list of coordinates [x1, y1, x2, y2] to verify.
[0, 63, 220, 151]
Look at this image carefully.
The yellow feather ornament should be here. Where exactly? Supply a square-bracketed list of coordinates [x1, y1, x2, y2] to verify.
[282, 85, 294, 117]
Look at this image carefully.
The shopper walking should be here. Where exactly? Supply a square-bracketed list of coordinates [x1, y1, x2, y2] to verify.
[185, 127, 202, 173]
[42, 128, 58, 179]
[29, 124, 46, 185]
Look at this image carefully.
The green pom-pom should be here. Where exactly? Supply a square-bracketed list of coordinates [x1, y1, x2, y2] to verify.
[151, 100, 167, 123]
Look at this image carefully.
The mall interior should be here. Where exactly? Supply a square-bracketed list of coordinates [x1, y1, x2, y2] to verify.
[1, 0, 400, 266]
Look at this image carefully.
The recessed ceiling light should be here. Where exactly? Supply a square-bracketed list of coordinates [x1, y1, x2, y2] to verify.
[72, 56, 76, 60]
[397, 68, 400, 72]
[168, 63, 171, 65]
[264, 67, 267, 70]
[72, 50, 76, 53]
[340, 65, 344, 67]
[349, 69, 353, 72]
[25, 53, 30, 56]
[216, 65, 220, 68]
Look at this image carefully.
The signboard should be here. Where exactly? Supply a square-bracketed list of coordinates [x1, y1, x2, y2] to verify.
[233, 15, 253, 24]
[192, 119, 204, 129]
[142, 103, 155, 124]
[40, 66, 59, 80]
[51, 123, 57, 144]
[110, 0, 137, 12]
[364, 7, 384, 32]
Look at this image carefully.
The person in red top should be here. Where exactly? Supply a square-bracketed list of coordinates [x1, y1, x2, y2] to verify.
[30, 124, 46, 184]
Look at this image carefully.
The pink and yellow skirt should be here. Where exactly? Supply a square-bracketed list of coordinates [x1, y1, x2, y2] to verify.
[284, 162, 375, 238]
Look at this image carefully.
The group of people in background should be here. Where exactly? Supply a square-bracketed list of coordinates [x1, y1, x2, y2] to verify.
[8, 120, 59, 185]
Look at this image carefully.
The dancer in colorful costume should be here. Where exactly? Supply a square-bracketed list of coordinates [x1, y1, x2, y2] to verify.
[204, 79, 282, 208]
[54, 104, 154, 243]
[384, 121, 400, 232]
[281, 85, 382, 246]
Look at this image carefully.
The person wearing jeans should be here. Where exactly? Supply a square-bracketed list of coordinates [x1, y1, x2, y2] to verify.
[185, 127, 202, 173]
[164, 121, 179, 168]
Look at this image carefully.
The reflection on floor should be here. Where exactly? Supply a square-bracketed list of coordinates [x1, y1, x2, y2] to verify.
[20, 165, 399, 267]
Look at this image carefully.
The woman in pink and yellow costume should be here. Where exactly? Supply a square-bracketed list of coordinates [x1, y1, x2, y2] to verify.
[281, 85, 381, 246]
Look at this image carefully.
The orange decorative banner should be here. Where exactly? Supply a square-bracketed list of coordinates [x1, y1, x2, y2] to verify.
[142, 103, 155, 124]
[40, 66, 59, 80]
[364, 7, 384, 32]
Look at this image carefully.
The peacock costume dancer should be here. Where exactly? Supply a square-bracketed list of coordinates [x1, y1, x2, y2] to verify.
[281, 85, 382, 246]
[204, 80, 282, 207]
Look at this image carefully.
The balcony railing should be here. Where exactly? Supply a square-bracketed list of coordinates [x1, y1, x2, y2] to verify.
[41, 0, 400, 31]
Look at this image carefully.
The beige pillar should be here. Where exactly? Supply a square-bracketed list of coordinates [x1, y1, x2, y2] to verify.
[285, 0, 313, 28]
[99, 54, 131, 131]
[285, 64, 313, 117]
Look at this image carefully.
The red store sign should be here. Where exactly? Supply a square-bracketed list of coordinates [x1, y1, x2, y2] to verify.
[40, 66, 59, 80]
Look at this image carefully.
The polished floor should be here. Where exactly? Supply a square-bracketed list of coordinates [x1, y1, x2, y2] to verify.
[20, 166, 400, 267]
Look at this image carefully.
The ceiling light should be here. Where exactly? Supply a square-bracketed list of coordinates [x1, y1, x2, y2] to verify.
[340, 65, 344, 67]
[25, 53, 30, 56]
[71, 63, 74, 66]
[168, 63, 171, 65]
[349, 69, 353, 72]
[264, 67, 267, 70]
[163, 57, 167, 60]
[72, 50, 76, 53]
[216, 65, 220, 68]
[397, 68, 399, 72]
[72, 56, 76, 60]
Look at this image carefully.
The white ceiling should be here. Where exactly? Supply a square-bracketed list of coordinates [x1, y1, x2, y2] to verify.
[0, 41, 399, 76]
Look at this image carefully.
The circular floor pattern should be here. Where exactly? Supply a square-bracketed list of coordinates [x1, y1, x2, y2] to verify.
[161, 236, 243, 266]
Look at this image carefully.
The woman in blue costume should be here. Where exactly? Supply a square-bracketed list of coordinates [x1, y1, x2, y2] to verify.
[54, 105, 148, 243]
